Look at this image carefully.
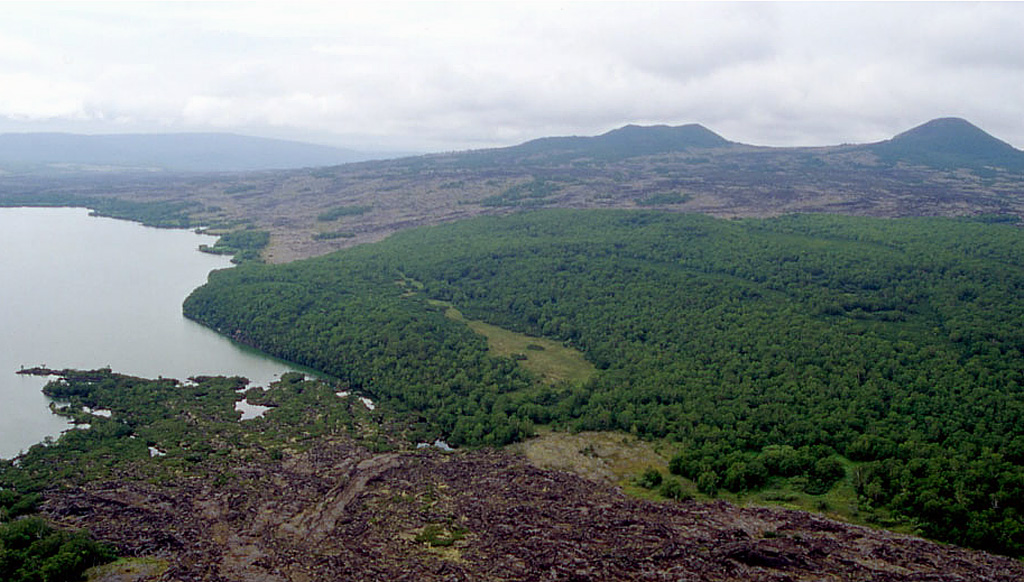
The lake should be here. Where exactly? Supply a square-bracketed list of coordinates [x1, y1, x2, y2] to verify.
[0, 207, 298, 458]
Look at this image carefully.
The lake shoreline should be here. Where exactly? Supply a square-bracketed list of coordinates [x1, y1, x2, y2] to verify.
[0, 207, 297, 458]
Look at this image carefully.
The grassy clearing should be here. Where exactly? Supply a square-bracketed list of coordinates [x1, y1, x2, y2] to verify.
[509, 429, 673, 487]
[86, 557, 168, 582]
[514, 430, 915, 535]
[722, 459, 916, 535]
[436, 303, 596, 384]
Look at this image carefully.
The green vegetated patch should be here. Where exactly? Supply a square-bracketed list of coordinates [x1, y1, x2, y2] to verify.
[1, 459, 115, 581]
[436, 302, 595, 385]
[184, 209, 1024, 556]
[87, 199, 198, 228]
[223, 184, 262, 196]
[199, 228, 270, 263]
[480, 179, 559, 207]
[0, 193, 199, 228]
[84, 557, 169, 582]
[1, 368, 381, 493]
[0, 515, 115, 582]
[313, 230, 357, 241]
[317, 205, 371, 221]
[519, 430, 908, 534]
[727, 457, 912, 534]
[636, 191, 692, 206]
[415, 523, 468, 548]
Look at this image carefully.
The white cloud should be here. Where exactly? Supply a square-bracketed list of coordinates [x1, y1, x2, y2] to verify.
[0, 2, 1022, 150]
[0, 72, 89, 120]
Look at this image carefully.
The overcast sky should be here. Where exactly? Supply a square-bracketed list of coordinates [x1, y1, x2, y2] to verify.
[2, 2, 1023, 153]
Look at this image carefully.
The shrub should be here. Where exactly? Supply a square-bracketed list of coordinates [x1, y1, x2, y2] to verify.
[660, 479, 694, 502]
[697, 470, 720, 496]
[636, 467, 663, 489]
[805, 456, 846, 494]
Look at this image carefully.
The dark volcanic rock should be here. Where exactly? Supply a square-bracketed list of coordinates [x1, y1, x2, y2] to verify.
[42, 442, 1024, 581]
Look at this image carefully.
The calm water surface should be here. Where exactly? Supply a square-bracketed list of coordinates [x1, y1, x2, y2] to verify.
[0, 207, 298, 458]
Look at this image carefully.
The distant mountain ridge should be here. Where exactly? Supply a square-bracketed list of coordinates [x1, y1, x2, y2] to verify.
[0, 132, 387, 173]
[516, 123, 733, 157]
[864, 117, 1024, 171]
[2, 118, 1020, 174]
[460, 117, 1024, 172]
[455, 123, 735, 165]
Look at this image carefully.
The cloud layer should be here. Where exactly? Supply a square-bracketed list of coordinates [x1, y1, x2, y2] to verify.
[1, 2, 1022, 152]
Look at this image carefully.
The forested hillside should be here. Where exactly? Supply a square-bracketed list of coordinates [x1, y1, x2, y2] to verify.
[185, 210, 1024, 555]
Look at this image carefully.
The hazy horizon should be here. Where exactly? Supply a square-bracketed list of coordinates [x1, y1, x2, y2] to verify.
[2, 3, 1023, 152]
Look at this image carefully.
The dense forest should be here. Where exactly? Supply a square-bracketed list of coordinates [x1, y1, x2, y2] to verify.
[184, 210, 1024, 555]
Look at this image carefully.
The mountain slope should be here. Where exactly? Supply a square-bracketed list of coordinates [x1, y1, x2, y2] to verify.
[866, 117, 1024, 171]
[454, 118, 1024, 172]
[459, 123, 735, 164]
[519, 123, 733, 156]
[0, 132, 386, 172]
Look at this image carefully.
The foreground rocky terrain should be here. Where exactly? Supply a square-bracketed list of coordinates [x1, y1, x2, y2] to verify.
[44, 440, 1024, 582]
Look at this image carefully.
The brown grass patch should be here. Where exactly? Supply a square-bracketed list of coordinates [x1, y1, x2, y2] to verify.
[509, 430, 672, 487]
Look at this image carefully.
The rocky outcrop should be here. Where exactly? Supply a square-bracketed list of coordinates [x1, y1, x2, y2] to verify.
[43, 441, 1024, 582]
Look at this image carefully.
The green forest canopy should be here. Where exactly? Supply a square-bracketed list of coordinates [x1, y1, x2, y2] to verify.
[184, 210, 1024, 555]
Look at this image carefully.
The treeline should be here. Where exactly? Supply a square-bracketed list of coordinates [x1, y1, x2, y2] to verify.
[184, 210, 1024, 555]
[317, 205, 371, 221]
[185, 253, 537, 447]
[2, 468, 112, 581]
[0, 193, 198, 228]
[0, 512, 113, 582]
[198, 228, 270, 263]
